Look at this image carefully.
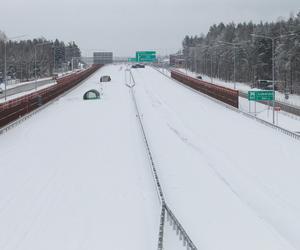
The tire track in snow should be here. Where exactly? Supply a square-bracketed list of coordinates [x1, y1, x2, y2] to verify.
[0, 166, 62, 250]
[137, 71, 299, 249]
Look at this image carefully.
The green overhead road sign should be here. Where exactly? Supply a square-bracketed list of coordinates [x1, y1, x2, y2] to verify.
[248, 90, 274, 101]
[136, 51, 156, 62]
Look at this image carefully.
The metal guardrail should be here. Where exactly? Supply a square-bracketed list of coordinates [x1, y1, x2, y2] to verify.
[128, 69, 198, 250]
[128, 70, 165, 204]
[239, 91, 300, 117]
[238, 107, 300, 140]
[153, 67, 300, 141]
[157, 205, 166, 250]
[165, 204, 197, 250]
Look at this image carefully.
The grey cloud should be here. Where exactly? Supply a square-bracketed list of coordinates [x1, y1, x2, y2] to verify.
[0, 0, 299, 57]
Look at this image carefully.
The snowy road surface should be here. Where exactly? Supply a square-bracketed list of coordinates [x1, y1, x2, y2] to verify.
[0, 65, 160, 250]
[1, 64, 300, 250]
[0, 78, 55, 103]
[132, 66, 300, 250]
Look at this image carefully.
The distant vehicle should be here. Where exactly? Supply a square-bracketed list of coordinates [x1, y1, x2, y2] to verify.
[100, 75, 111, 82]
[52, 74, 59, 80]
[196, 75, 202, 80]
[131, 64, 145, 69]
[0, 87, 3, 94]
[255, 80, 278, 91]
[264, 85, 276, 90]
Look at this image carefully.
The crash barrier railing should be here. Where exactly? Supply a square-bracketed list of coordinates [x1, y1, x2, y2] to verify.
[171, 70, 239, 109]
[238, 106, 300, 140]
[157, 205, 166, 250]
[239, 91, 300, 117]
[154, 67, 300, 141]
[128, 70, 198, 250]
[165, 204, 197, 250]
[0, 65, 102, 130]
[128, 70, 165, 204]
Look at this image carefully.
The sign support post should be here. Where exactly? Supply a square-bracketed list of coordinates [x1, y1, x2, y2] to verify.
[248, 90, 274, 118]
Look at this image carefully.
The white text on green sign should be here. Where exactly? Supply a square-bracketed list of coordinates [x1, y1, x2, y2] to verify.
[136, 51, 156, 62]
[248, 91, 274, 101]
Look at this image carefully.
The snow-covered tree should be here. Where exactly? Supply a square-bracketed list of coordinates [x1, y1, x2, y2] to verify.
[182, 11, 300, 93]
[0, 35, 82, 81]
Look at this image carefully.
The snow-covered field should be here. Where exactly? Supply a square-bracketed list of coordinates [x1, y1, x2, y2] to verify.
[0, 65, 160, 250]
[1, 64, 300, 250]
[132, 66, 300, 250]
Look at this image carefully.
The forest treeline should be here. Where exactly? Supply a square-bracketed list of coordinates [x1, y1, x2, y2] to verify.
[0, 31, 81, 82]
[182, 12, 300, 93]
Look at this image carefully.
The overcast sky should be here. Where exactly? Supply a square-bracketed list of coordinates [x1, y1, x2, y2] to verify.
[0, 0, 299, 57]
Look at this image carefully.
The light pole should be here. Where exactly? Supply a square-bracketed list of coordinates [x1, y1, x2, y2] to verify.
[71, 56, 81, 71]
[197, 44, 223, 83]
[193, 48, 197, 73]
[52, 45, 66, 74]
[4, 41, 7, 100]
[195, 45, 212, 82]
[53, 46, 56, 74]
[34, 41, 52, 90]
[251, 33, 297, 124]
[65, 44, 76, 72]
[218, 41, 245, 90]
[3, 35, 26, 101]
[208, 47, 213, 83]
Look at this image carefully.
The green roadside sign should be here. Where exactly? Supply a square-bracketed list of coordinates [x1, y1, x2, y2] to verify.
[136, 51, 156, 62]
[248, 90, 274, 101]
[128, 58, 137, 62]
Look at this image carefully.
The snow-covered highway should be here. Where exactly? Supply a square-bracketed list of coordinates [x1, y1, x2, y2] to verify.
[0, 64, 300, 250]
[132, 66, 300, 250]
[0, 65, 160, 250]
